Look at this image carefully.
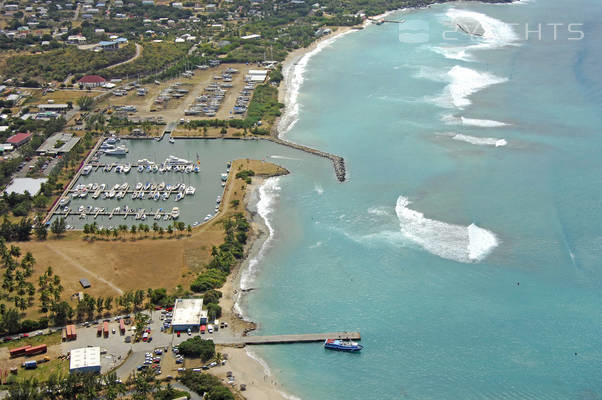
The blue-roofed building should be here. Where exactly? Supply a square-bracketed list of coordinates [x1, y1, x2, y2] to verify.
[115, 37, 128, 44]
[98, 40, 118, 50]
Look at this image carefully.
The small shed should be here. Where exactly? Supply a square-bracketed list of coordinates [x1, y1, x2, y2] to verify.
[79, 278, 91, 288]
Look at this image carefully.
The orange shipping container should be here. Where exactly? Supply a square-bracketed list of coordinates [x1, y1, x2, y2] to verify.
[9, 345, 31, 358]
[24, 344, 47, 356]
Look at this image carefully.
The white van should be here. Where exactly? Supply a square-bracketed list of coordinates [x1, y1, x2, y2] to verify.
[207, 324, 213, 334]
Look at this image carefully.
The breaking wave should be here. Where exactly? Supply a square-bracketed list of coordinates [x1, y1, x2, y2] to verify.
[278, 30, 353, 136]
[442, 114, 509, 127]
[395, 196, 498, 263]
[420, 65, 507, 109]
[432, 8, 520, 61]
[239, 177, 281, 290]
[451, 133, 507, 147]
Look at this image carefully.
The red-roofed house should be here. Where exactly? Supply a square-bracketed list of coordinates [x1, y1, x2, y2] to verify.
[77, 75, 106, 88]
[6, 132, 32, 147]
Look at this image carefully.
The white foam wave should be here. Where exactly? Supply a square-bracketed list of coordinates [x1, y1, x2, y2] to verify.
[245, 348, 272, 376]
[461, 116, 508, 127]
[395, 196, 498, 263]
[452, 133, 507, 147]
[239, 177, 281, 291]
[426, 65, 507, 109]
[314, 184, 324, 195]
[432, 9, 520, 61]
[441, 114, 509, 127]
[269, 155, 302, 161]
[278, 30, 353, 135]
[367, 206, 391, 216]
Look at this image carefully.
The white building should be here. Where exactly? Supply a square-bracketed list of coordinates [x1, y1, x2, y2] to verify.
[69, 347, 101, 374]
[241, 33, 261, 40]
[4, 178, 47, 196]
[246, 69, 268, 82]
[171, 298, 204, 332]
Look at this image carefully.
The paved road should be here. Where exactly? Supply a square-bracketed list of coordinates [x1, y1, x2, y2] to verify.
[107, 43, 143, 70]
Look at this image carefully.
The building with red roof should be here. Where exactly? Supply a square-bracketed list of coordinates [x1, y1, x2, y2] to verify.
[77, 75, 106, 88]
[6, 132, 32, 147]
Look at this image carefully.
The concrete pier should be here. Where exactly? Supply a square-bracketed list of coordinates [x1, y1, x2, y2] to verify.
[214, 331, 360, 346]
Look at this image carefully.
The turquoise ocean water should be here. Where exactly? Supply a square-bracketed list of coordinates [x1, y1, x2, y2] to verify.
[240, 0, 602, 398]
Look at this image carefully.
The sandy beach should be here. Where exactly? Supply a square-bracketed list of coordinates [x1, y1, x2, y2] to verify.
[210, 176, 294, 400]
[209, 23, 373, 400]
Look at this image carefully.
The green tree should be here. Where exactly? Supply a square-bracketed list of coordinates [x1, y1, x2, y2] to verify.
[77, 96, 94, 111]
[178, 336, 215, 361]
[50, 217, 66, 237]
[34, 220, 47, 240]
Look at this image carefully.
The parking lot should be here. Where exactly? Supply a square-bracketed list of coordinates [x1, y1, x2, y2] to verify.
[59, 309, 233, 380]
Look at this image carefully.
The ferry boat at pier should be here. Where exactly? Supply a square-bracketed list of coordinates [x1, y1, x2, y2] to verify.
[324, 339, 363, 352]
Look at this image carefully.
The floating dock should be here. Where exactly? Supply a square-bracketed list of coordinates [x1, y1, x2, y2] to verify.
[214, 331, 361, 346]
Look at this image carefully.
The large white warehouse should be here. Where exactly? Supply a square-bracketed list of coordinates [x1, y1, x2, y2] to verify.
[70, 347, 101, 374]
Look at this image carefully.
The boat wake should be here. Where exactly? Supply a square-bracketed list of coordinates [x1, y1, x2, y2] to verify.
[451, 133, 507, 147]
[432, 8, 520, 62]
[278, 30, 353, 136]
[395, 196, 499, 263]
[442, 114, 509, 127]
[314, 184, 324, 195]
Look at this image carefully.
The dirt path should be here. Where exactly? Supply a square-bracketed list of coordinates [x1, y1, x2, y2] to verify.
[44, 245, 124, 295]
[107, 43, 143, 70]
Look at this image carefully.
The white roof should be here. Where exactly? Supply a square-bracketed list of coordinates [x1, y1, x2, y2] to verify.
[70, 347, 101, 370]
[172, 298, 204, 326]
[4, 177, 47, 195]
[241, 34, 261, 40]
[248, 69, 268, 76]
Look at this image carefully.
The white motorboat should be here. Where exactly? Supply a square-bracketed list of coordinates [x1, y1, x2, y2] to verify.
[81, 165, 93, 175]
[105, 146, 128, 156]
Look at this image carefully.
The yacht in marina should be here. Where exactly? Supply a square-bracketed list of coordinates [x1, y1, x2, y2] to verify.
[81, 165, 93, 175]
[185, 186, 196, 195]
[171, 207, 180, 219]
[165, 155, 190, 167]
[105, 146, 128, 156]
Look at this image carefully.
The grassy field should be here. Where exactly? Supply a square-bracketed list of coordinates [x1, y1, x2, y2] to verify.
[0, 332, 61, 350]
[27, 89, 103, 107]
[15, 160, 287, 315]
[4, 359, 69, 384]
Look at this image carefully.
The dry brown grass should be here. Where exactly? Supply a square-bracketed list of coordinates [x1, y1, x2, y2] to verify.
[27, 89, 104, 107]
[14, 160, 287, 317]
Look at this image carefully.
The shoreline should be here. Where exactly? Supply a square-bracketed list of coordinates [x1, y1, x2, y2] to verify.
[211, 176, 295, 400]
[212, 22, 374, 400]
[201, 1, 522, 398]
